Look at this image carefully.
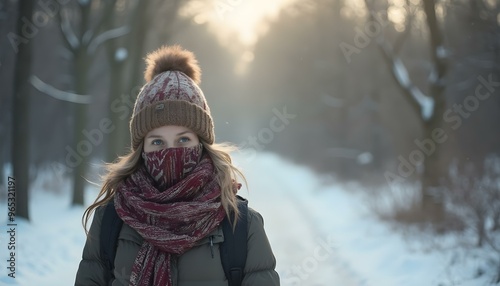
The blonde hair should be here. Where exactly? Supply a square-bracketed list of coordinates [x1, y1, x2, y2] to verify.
[82, 141, 246, 234]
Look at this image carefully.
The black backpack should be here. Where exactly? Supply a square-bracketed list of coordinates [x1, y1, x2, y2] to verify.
[100, 196, 248, 286]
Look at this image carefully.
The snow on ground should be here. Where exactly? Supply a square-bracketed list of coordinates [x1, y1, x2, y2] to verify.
[0, 151, 496, 285]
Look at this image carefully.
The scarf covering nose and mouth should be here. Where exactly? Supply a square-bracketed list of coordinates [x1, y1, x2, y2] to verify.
[114, 144, 226, 286]
[142, 144, 203, 191]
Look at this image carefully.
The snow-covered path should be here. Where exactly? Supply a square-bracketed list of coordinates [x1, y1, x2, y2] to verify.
[235, 152, 367, 286]
[0, 151, 494, 285]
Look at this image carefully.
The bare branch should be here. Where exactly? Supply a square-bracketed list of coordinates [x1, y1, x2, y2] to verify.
[30, 75, 92, 104]
[364, 0, 435, 121]
[378, 41, 434, 121]
[59, 9, 80, 51]
[87, 25, 130, 55]
[82, 29, 94, 46]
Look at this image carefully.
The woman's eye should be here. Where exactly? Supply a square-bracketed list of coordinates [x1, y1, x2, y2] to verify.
[179, 137, 191, 143]
[151, 139, 163, 146]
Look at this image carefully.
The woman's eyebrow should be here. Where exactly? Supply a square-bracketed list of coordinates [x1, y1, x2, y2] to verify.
[146, 134, 163, 138]
[176, 131, 193, 136]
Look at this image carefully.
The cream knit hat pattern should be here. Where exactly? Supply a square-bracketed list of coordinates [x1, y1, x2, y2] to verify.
[129, 45, 214, 150]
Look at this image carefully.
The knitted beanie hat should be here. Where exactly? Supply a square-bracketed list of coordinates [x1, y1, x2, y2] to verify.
[129, 45, 214, 150]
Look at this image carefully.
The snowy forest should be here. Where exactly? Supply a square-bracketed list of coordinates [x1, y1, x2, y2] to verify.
[1, 0, 500, 285]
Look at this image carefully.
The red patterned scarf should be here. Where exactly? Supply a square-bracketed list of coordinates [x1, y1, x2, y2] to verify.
[114, 144, 225, 286]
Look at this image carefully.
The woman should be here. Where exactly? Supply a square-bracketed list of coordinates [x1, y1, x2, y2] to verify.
[75, 45, 280, 286]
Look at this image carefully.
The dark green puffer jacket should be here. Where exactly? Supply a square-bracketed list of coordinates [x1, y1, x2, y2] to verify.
[75, 204, 280, 286]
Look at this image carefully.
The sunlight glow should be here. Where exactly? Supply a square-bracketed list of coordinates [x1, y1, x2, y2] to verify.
[181, 0, 296, 46]
[242, 51, 255, 62]
[388, 0, 407, 32]
[435, 3, 446, 21]
[180, 0, 298, 74]
[388, 7, 406, 32]
[340, 0, 367, 19]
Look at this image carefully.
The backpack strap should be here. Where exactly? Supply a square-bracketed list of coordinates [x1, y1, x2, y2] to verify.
[220, 196, 249, 286]
[100, 200, 123, 285]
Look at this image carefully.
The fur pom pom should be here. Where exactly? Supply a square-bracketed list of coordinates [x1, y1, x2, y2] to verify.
[144, 45, 201, 84]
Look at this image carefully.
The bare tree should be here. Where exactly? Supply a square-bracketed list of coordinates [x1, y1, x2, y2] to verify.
[30, 0, 186, 205]
[367, 0, 449, 220]
[41, 0, 129, 205]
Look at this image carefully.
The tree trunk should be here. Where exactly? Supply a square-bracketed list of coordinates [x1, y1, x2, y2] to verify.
[420, 97, 446, 221]
[12, 0, 34, 220]
[420, 0, 448, 221]
[71, 3, 91, 206]
[71, 88, 88, 205]
[105, 50, 127, 163]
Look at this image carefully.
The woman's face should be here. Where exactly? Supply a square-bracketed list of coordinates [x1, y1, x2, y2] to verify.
[143, 125, 200, 153]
